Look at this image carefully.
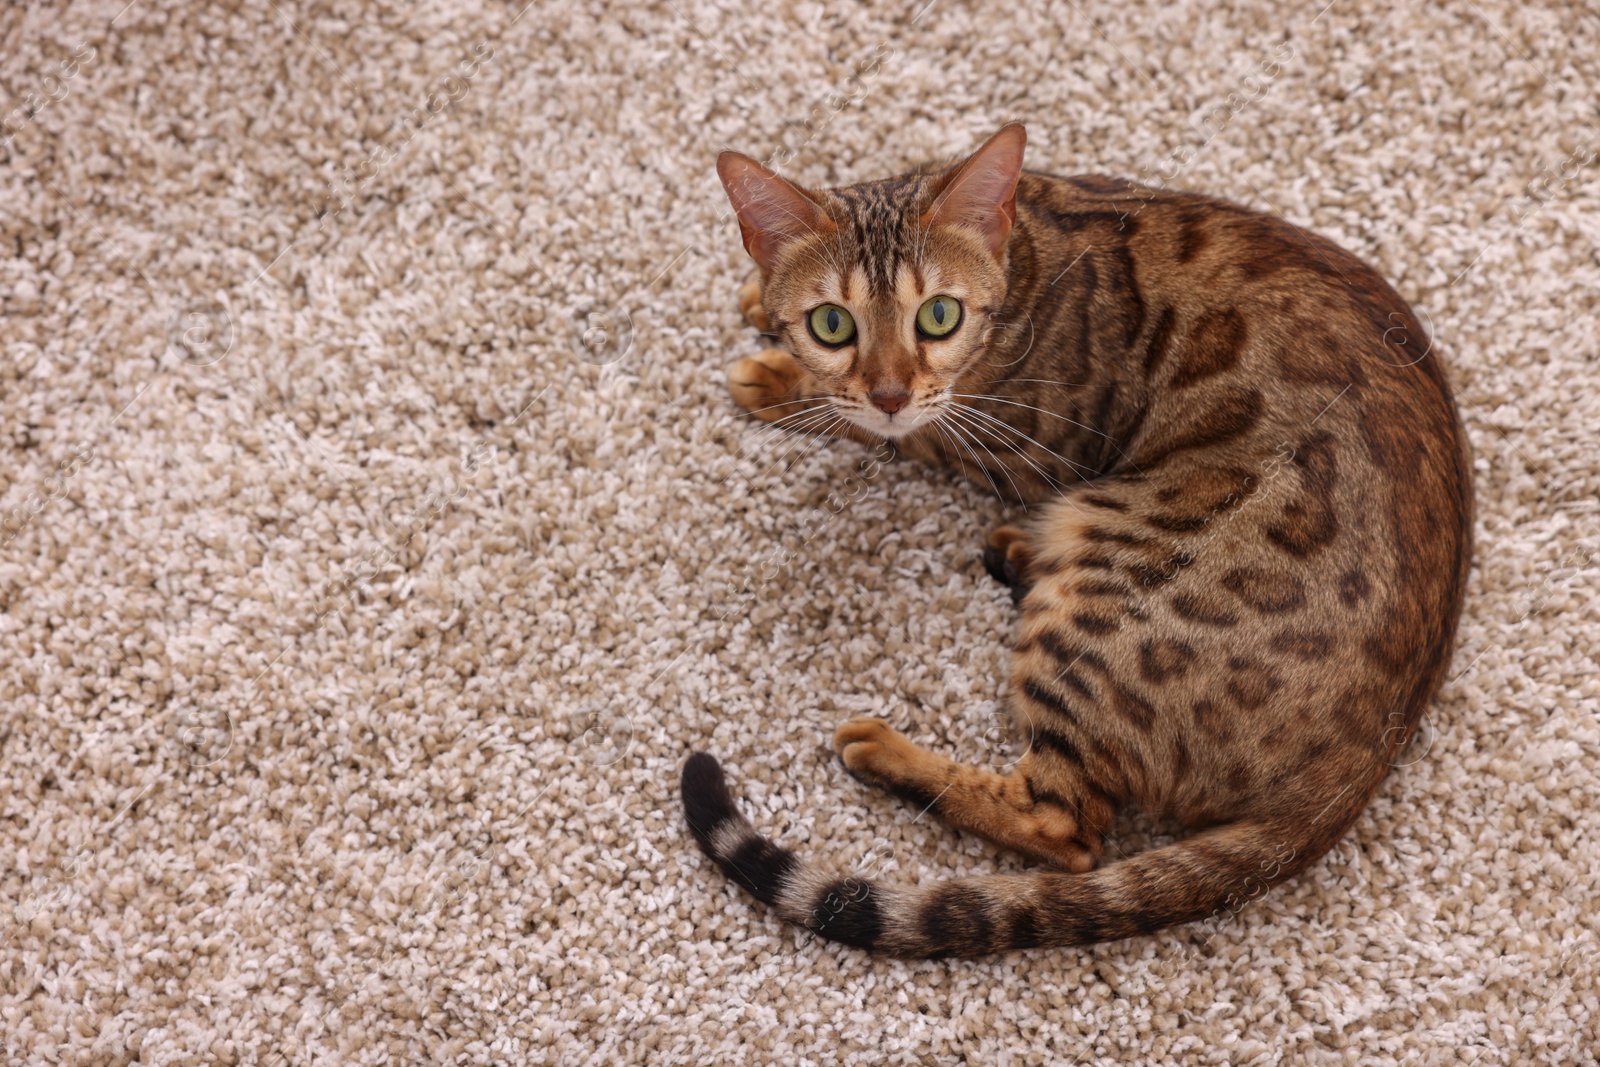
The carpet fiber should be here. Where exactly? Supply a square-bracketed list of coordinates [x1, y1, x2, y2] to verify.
[2, 0, 1598, 1063]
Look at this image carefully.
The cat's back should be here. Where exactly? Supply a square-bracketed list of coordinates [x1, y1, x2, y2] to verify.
[1012, 168, 1471, 540]
[1003, 168, 1474, 791]
[1019, 168, 1429, 335]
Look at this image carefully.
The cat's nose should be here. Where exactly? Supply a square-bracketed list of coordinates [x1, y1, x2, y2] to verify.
[870, 389, 910, 415]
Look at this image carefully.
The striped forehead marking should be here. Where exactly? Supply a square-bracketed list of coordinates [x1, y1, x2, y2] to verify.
[832, 177, 930, 298]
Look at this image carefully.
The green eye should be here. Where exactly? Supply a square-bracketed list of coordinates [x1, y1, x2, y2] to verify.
[808, 304, 856, 347]
[917, 295, 962, 338]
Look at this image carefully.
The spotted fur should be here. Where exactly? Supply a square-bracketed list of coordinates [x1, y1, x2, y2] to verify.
[685, 125, 1473, 957]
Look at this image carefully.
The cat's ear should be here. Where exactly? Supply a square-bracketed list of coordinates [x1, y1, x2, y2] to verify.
[922, 123, 1027, 259]
[717, 152, 836, 273]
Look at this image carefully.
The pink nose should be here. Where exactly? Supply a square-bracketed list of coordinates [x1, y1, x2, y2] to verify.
[870, 389, 910, 415]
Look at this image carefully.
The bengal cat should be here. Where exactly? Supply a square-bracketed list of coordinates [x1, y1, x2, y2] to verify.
[681, 123, 1473, 957]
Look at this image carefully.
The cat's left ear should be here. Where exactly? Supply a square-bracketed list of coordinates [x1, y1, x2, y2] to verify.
[717, 152, 836, 273]
[923, 123, 1027, 259]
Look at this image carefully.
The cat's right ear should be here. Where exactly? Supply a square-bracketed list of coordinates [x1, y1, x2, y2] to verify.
[717, 152, 835, 273]
[922, 123, 1027, 260]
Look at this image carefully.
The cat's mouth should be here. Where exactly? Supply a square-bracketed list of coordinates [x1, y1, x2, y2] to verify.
[837, 399, 934, 439]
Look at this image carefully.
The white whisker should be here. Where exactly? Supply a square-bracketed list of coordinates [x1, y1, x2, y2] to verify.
[728, 405, 842, 475]
[943, 405, 1093, 513]
[757, 406, 843, 450]
[946, 410, 1031, 509]
[934, 411, 1012, 505]
[741, 406, 838, 450]
[943, 406, 1059, 506]
[949, 401, 1099, 480]
[780, 412, 848, 472]
[739, 396, 828, 419]
[950, 392, 1113, 442]
[945, 406, 1072, 489]
[928, 421, 973, 486]
[973, 377, 1085, 391]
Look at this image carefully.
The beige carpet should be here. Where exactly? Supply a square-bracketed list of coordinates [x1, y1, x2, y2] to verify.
[2, 0, 1597, 1062]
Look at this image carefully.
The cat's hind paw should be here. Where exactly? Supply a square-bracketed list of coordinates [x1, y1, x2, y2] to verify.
[983, 525, 1036, 603]
[833, 718, 948, 806]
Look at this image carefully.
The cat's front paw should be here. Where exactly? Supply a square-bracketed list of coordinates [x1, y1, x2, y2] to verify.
[738, 278, 773, 333]
[728, 348, 810, 422]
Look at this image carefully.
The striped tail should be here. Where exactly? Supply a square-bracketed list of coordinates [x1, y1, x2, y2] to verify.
[682, 752, 1323, 957]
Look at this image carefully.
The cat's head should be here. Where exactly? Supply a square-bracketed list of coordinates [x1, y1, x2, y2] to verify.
[717, 124, 1027, 439]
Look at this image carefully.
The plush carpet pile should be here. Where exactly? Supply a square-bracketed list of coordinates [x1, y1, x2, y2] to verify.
[2, 0, 1597, 1063]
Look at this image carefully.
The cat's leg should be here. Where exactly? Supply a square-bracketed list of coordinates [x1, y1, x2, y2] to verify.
[738, 278, 773, 333]
[728, 279, 799, 418]
[832, 718, 1112, 873]
[836, 508, 1121, 870]
[727, 348, 824, 424]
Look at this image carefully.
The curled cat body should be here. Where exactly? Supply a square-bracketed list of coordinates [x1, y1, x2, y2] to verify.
[681, 123, 1472, 957]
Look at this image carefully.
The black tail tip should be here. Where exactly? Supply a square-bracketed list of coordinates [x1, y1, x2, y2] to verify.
[682, 752, 801, 907]
[682, 752, 738, 849]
